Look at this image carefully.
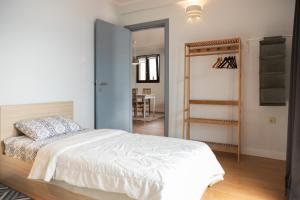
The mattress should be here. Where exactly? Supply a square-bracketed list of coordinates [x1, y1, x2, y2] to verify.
[4, 130, 89, 161]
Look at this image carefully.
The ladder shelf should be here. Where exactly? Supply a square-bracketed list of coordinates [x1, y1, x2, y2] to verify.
[204, 141, 238, 154]
[187, 118, 238, 126]
[183, 38, 242, 161]
[189, 99, 239, 106]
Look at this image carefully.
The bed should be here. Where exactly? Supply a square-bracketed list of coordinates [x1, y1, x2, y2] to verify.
[0, 101, 224, 200]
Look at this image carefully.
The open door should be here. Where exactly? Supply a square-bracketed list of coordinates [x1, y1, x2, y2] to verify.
[95, 19, 132, 131]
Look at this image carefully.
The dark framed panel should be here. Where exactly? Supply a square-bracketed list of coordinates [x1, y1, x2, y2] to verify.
[136, 54, 160, 83]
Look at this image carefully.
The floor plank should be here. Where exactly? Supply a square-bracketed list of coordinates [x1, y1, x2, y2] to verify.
[202, 153, 286, 200]
[133, 118, 164, 136]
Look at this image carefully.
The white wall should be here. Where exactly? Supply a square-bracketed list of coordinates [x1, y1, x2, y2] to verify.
[0, 0, 119, 128]
[132, 47, 165, 112]
[121, 0, 295, 160]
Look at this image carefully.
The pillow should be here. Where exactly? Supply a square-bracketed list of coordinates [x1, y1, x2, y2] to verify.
[15, 116, 82, 141]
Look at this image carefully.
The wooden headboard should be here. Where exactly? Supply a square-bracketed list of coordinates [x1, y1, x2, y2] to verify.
[0, 101, 73, 142]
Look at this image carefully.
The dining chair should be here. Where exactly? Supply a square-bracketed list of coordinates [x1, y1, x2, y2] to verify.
[132, 88, 144, 117]
[142, 88, 152, 114]
[142, 88, 151, 94]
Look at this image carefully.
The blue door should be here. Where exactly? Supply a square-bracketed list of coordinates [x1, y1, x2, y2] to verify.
[95, 19, 132, 131]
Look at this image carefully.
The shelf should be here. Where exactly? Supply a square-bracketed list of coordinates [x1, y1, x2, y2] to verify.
[260, 102, 286, 106]
[186, 38, 241, 48]
[192, 140, 238, 154]
[190, 100, 239, 106]
[260, 54, 285, 60]
[189, 45, 239, 55]
[260, 87, 285, 90]
[187, 118, 238, 126]
[260, 73, 285, 88]
[204, 141, 238, 154]
[260, 71, 285, 75]
[186, 50, 239, 57]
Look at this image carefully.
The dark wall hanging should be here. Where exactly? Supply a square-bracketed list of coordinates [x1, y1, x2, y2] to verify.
[259, 36, 286, 106]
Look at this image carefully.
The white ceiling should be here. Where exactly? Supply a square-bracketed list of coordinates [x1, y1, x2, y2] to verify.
[113, 0, 143, 6]
[132, 28, 164, 49]
[113, 0, 205, 15]
[114, 0, 182, 14]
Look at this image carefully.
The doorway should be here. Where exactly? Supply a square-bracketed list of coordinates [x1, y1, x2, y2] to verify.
[126, 19, 169, 137]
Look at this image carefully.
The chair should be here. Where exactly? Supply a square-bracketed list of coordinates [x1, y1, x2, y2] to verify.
[143, 88, 151, 114]
[143, 88, 151, 95]
[132, 88, 138, 95]
[132, 88, 144, 117]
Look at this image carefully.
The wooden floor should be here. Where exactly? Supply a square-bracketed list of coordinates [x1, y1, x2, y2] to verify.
[133, 118, 164, 136]
[133, 118, 286, 200]
[203, 152, 286, 200]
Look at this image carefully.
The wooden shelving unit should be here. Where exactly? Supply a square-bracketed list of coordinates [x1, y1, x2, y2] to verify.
[183, 38, 242, 160]
[204, 141, 238, 154]
[187, 118, 238, 126]
[190, 100, 239, 106]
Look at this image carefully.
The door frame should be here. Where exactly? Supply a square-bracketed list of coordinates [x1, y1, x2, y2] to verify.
[125, 19, 169, 137]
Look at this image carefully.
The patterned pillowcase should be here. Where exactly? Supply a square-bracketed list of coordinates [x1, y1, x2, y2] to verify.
[15, 116, 82, 141]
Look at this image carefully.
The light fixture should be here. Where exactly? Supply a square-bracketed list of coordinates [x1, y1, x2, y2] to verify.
[132, 56, 138, 65]
[132, 40, 139, 65]
[186, 4, 202, 21]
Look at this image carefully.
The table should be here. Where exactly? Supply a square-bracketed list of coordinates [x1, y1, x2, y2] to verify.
[135, 94, 156, 118]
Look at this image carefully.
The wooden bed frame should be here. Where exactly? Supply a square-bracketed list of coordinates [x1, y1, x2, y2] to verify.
[0, 101, 93, 200]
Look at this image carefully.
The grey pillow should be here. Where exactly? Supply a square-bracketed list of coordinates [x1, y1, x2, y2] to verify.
[15, 116, 82, 141]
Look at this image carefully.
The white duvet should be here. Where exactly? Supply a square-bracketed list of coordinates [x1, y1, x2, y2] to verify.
[29, 129, 224, 200]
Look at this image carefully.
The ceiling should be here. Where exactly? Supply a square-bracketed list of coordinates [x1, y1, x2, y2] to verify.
[113, 0, 206, 16]
[113, 0, 183, 14]
[132, 28, 164, 49]
[113, 0, 143, 6]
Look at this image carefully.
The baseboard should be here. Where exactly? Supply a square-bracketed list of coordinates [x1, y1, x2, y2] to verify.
[242, 148, 286, 160]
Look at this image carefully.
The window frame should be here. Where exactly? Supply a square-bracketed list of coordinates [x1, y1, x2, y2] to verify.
[136, 54, 160, 83]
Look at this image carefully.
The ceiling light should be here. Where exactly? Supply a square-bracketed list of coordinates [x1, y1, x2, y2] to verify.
[132, 56, 139, 65]
[132, 40, 139, 65]
[186, 4, 202, 21]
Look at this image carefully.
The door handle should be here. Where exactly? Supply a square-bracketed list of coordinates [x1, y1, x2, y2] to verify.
[99, 82, 108, 86]
[95, 80, 109, 86]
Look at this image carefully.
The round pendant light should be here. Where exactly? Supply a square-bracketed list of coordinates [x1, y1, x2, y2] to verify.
[132, 56, 139, 65]
[186, 4, 202, 21]
[132, 40, 139, 65]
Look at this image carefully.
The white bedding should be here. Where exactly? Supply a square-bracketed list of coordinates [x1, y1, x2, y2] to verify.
[29, 129, 224, 200]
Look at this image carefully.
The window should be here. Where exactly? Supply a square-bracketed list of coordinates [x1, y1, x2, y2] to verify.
[137, 54, 160, 83]
[138, 57, 146, 81]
